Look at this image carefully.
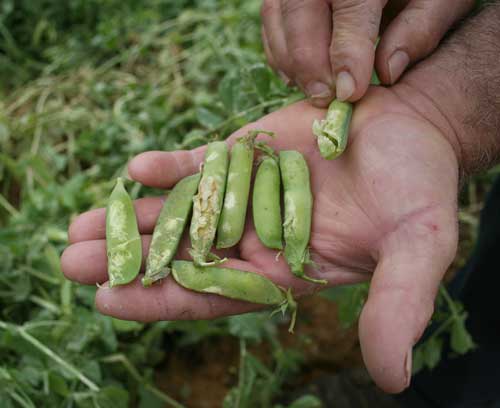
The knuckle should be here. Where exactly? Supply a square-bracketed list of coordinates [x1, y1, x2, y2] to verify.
[331, 0, 380, 40]
[280, 0, 310, 19]
[260, 0, 279, 19]
[289, 45, 316, 69]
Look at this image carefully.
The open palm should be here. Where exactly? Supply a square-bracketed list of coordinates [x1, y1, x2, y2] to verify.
[62, 87, 459, 392]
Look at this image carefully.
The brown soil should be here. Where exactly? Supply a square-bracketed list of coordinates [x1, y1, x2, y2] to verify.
[156, 295, 363, 408]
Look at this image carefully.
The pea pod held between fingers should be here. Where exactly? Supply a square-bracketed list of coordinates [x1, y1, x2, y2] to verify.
[106, 178, 142, 287]
[279, 151, 326, 285]
[253, 154, 283, 250]
[142, 173, 201, 287]
[312, 99, 352, 160]
[217, 130, 271, 249]
[171, 260, 297, 332]
[190, 141, 229, 265]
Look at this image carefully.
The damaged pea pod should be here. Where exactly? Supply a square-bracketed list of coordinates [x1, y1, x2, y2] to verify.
[253, 151, 283, 250]
[190, 141, 229, 266]
[217, 130, 273, 249]
[106, 178, 142, 287]
[142, 173, 201, 287]
[280, 151, 326, 285]
[171, 260, 297, 332]
[312, 99, 352, 160]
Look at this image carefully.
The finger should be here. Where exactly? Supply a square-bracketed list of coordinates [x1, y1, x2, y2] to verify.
[95, 259, 275, 321]
[61, 235, 152, 285]
[280, 0, 334, 106]
[128, 147, 206, 189]
[128, 101, 326, 188]
[262, 26, 278, 74]
[62, 234, 238, 285]
[260, 0, 294, 83]
[376, 0, 475, 84]
[68, 197, 164, 243]
[329, 0, 386, 101]
[358, 206, 458, 393]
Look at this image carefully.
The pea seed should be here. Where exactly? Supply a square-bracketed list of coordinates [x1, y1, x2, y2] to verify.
[216, 132, 256, 249]
[312, 99, 352, 160]
[253, 154, 283, 250]
[189, 141, 229, 265]
[106, 178, 142, 287]
[142, 173, 201, 287]
[279, 151, 326, 285]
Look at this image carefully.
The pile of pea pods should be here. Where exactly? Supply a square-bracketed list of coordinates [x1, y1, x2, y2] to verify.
[105, 131, 328, 332]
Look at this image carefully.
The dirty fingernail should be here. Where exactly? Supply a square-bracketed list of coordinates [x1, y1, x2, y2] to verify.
[306, 81, 332, 99]
[335, 71, 355, 101]
[405, 347, 413, 388]
[388, 50, 410, 84]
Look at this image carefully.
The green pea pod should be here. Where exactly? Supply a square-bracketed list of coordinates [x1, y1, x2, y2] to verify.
[216, 132, 257, 249]
[312, 99, 352, 160]
[172, 260, 297, 332]
[106, 178, 142, 287]
[172, 260, 283, 304]
[280, 151, 326, 285]
[142, 173, 201, 287]
[190, 141, 229, 265]
[253, 155, 283, 250]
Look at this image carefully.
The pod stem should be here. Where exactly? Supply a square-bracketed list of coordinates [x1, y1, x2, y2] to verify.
[271, 288, 298, 333]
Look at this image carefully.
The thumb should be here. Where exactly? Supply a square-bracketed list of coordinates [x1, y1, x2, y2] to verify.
[329, 0, 387, 101]
[359, 207, 458, 393]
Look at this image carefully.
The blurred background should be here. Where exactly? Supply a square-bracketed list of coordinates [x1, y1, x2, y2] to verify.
[0, 1, 490, 407]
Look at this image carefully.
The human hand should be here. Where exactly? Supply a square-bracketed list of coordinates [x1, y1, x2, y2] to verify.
[261, 0, 474, 105]
[62, 86, 460, 392]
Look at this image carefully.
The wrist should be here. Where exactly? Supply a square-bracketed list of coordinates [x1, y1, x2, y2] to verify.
[393, 3, 500, 179]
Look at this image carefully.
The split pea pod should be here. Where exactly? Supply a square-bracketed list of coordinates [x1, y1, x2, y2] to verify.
[280, 151, 326, 285]
[171, 260, 297, 332]
[253, 154, 283, 250]
[216, 131, 259, 249]
[312, 67, 377, 160]
[106, 178, 142, 287]
[190, 141, 229, 265]
[142, 173, 201, 287]
[312, 99, 352, 160]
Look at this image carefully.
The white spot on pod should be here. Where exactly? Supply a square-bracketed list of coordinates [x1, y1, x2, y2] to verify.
[224, 192, 236, 209]
[205, 152, 218, 162]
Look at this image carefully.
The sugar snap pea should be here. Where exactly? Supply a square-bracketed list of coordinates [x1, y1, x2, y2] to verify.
[106, 178, 142, 287]
[216, 131, 261, 249]
[312, 99, 352, 160]
[142, 173, 201, 287]
[171, 260, 297, 332]
[190, 141, 229, 265]
[253, 153, 283, 250]
[279, 151, 326, 285]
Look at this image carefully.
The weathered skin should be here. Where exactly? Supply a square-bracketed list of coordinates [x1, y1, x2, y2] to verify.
[279, 151, 326, 284]
[189, 141, 229, 265]
[312, 99, 352, 160]
[142, 173, 201, 287]
[216, 134, 255, 249]
[106, 178, 142, 287]
[253, 155, 283, 250]
[171, 260, 285, 305]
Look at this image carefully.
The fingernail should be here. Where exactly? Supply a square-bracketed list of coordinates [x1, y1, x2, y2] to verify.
[306, 81, 332, 99]
[335, 71, 355, 101]
[405, 347, 413, 388]
[278, 70, 292, 86]
[388, 50, 410, 84]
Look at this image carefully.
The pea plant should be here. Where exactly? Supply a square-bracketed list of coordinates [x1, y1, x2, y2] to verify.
[0, 0, 479, 407]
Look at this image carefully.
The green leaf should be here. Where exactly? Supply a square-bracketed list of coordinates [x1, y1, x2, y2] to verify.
[286, 394, 323, 408]
[450, 318, 475, 355]
[112, 318, 144, 333]
[48, 372, 70, 397]
[249, 64, 271, 99]
[195, 107, 223, 129]
[422, 337, 443, 370]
